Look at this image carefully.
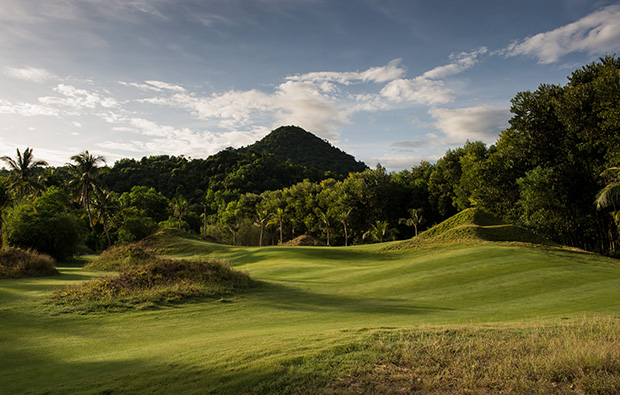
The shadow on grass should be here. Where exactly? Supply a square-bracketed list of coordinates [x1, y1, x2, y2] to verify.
[250, 280, 456, 316]
[228, 246, 403, 267]
[0, 336, 339, 395]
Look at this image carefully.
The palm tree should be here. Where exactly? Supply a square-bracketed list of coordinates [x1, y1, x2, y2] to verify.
[0, 178, 13, 248]
[338, 207, 353, 247]
[319, 210, 334, 246]
[596, 167, 620, 212]
[363, 220, 397, 243]
[254, 207, 271, 247]
[399, 208, 424, 237]
[92, 187, 118, 247]
[0, 147, 48, 198]
[269, 207, 286, 245]
[67, 151, 106, 230]
[170, 195, 190, 231]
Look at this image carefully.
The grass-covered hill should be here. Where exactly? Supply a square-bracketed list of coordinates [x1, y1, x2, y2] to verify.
[1, 213, 620, 393]
[240, 125, 368, 176]
[390, 207, 557, 250]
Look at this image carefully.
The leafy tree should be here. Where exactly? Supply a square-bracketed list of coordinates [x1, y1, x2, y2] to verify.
[0, 178, 13, 248]
[116, 207, 156, 243]
[0, 147, 48, 198]
[122, 186, 170, 222]
[67, 151, 106, 230]
[5, 187, 83, 259]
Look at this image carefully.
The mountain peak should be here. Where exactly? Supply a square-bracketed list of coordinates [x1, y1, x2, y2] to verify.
[242, 126, 367, 176]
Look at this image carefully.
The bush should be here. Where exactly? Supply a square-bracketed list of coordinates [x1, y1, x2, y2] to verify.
[5, 188, 84, 259]
[0, 247, 57, 278]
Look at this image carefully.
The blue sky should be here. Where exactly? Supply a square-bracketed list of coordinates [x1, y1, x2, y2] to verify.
[1, 0, 619, 170]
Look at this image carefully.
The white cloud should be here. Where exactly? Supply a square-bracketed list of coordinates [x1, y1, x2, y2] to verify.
[380, 77, 454, 105]
[112, 117, 269, 157]
[429, 106, 510, 144]
[119, 80, 185, 93]
[288, 59, 406, 84]
[0, 99, 59, 116]
[39, 84, 121, 111]
[4, 66, 55, 83]
[505, 5, 620, 63]
[423, 48, 487, 79]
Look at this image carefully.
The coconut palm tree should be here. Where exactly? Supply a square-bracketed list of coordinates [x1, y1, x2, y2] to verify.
[596, 167, 620, 212]
[67, 151, 106, 230]
[339, 207, 353, 247]
[170, 195, 190, 231]
[92, 186, 118, 247]
[254, 207, 271, 247]
[399, 208, 424, 237]
[363, 220, 397, 243]
[0, 147, 48, 198]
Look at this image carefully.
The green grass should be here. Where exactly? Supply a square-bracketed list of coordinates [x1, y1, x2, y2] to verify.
[1, 222, 620, 393]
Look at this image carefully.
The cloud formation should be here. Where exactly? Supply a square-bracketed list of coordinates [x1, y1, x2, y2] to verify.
[429, 106, 510, 143]
[4, 66, 55, 82]
[505, 5, 620, 63]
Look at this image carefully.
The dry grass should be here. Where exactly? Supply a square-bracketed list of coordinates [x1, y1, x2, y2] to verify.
[0, 247, 57, 278]
[313, 317, 620, 394]
[51, 257, 256, 312]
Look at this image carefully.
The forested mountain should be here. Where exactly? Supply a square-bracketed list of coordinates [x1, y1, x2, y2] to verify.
[102, 126, 367, 202]
[240, 126, 367, 176]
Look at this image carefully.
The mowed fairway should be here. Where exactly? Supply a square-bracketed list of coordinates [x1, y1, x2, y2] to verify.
[1, 237, 620, 393]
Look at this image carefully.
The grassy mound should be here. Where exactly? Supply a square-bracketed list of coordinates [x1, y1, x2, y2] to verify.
[86, 245, 155, 271]
[283, 235, 325, 246]
[390, 208, 556, 250]
[51, 257, 256, 312]
[0, 247, 57, 278]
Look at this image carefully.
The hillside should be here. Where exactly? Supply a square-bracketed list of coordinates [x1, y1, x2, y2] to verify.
[241, 125, 368, 176]
[389, 208, 557, 250]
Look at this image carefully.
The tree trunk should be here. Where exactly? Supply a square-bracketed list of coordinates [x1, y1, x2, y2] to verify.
[279, 220, 283, 245]
[259, 225, 264, 247]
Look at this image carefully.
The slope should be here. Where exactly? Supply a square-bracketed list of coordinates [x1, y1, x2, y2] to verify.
[389, 207, 557, 250]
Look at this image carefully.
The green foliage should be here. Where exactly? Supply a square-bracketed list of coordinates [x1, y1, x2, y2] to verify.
[0, 246, 57, 278]
[116, 207, 157, 243]
[120, 186, 170, 222]
[51, 256, 256, 312]
[4, 187, 84, 259]
[479, 55, 620, 252]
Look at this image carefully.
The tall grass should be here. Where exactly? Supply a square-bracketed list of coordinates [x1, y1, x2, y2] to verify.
[51, 257, 256, 312]
[274, 317, 620, 394]
[0, 246, 57, 278]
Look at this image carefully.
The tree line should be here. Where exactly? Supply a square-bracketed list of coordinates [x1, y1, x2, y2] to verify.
[0, 56, 619, 258]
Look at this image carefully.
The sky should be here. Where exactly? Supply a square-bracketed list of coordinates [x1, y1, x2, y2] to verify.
[1, 0, 620, 171]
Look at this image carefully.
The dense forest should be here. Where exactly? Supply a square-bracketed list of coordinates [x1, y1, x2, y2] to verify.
[0, 56, 619, 258]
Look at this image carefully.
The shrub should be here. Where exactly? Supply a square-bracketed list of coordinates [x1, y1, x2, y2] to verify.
[0, 247, 57, 278]
[5, 188, 84, 259]
[51, 257, 256, 312]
